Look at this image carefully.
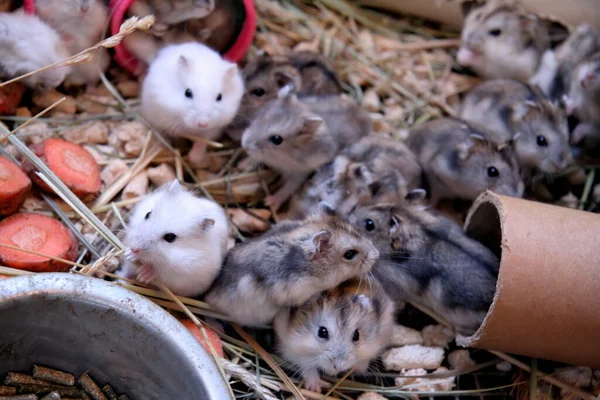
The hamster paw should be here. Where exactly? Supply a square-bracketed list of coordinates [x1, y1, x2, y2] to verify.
[137, 264, 156, 284]
[303, 370, 322, 393]
[188, 141, 207, 168]
[264, 194, 286, 212]
[124, 248, 139, 263]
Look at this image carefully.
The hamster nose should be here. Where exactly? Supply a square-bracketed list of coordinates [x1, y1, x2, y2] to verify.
[198, 121, 209, 128]
[130, 248, 141, 254]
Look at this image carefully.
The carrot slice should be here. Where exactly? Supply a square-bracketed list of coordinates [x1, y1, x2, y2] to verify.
[0, 156, 31, 216]
[180, 319, 224, 357]
[22, 138, 101, 202]
[0, 213, 78, 272]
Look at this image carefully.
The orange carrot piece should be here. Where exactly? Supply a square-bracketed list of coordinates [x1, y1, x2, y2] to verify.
[180, 319, 224, 358]
[22, 138, 101, 202]
[0, 82, 26, 115]
[0, 213, 78, 272]
[0, 155, 31, 216]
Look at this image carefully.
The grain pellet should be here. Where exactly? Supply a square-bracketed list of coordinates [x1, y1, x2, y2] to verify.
[16, 385, 80, 398]
[77, 374, 106, 400]
[100, 385, 116, 400]
[0, 395, 39, 400]
[4, 374, 50, 387]
[0, 387, 16, 396]
[33, 367, 74, 387]
[39, 392, 60, 400]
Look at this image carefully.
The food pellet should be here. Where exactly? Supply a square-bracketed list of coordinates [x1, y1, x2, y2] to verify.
[101, 385, 117, 400]
[0, 387, 16, 396]
[39, 392, 60, 400]
[4, 374, 50, 387]
[77, 374, 106, 400]
[33, 366, 74, 387]
[0, 395, 38, 400]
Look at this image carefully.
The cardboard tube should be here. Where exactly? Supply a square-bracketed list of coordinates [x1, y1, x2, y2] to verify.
[357, 0, 600, 31]
[458, 192, 600, 368]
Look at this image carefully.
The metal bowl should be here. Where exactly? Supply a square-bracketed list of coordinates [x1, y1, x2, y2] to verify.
[0, 273, 232, 400]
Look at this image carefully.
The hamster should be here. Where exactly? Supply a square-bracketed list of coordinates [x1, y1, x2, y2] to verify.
[566, 53, 600, 147]
[226, 53, 302, 142]
[131, 0, 214, 26]
[241, 89, 371, 211]
[288, 134, 422, 219]
[117, 180, 229, 298]
[458, 79, 572, 176]
[140, 42, 244, 166]
[347, 192, 499, 335]
[204, 202, 379, 327]
[34, 0, 110, 88]
[288, 50, 343, 96]
[406, 117, 524, 204]
[457, 0, 551, 81]
[531, 24, 600, 101]
[0, 11, 71, 91]
[274, 277, 394, 393]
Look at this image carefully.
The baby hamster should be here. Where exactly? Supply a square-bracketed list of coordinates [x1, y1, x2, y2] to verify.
[458, 79, 572, 176]
[458, 0, 551, 81]
[566, 53, 600, 147]
[347, 193, 499, 335]
[140, 42, 244, 166]
[531, 24, 600, 101]
[117, 180, 229, 297]
[288, 134, 422, 219]
[0, 11, 71, 91]
[406, 117, 524, 204]
[34, 0, 110, 88]
[274, 277, 394, 393]
[133, 0, 214, 26]
[288, 50, 343, 96]
[204, 202, 379, 327]
[242, 89, 371, 211]
[226, 53, 302, 142]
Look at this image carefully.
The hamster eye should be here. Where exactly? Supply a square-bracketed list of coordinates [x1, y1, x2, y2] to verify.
[365, 219, 376, 232]
[269, 135, 284, 145]
[144, 211, 152, 220]
[487, 166, 499, 178]
[163, 233, 177, 243]
[343, 249, 358, 260]
[317, 326, 329, 340]
[185, 88, 193, 98]
[352, 329, 360, 342]
[536, 135, 548, 147]
[250, 88, 266, 97]
[488, 28, 502, 37]
[216, 93, 222, 102]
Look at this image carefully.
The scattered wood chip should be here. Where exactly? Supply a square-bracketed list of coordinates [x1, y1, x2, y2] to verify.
[390, 324, 423, 346]
[122, 171, 149, 200]
[421, 324, 454, 347]
[101, 160, 129, 187]
[147, 163, 176, 187]
[448, 349, 476, 370]
[357, 392, 388, 400]
[382, 345, 445, 371]
[227, 208, 271, 233]
[32, 90, 76, 114]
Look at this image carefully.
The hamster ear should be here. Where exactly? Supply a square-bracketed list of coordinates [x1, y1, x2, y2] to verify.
[279, 86, 298, 103]
[389, 214, 401, 234]
[352, 294, 373, 310]
[300, 116, 323, 136]
[332, 156, 351, 179]
[457, 134, 486, 160]
[200, 218, 215, 231]
[511, 101, 538, 122]
[224, 63, 239, 81]
[178, 55, 190, 71]
[275, 71, 298, 90]
[405, 188, 427, 203]
[317, 201, 337, 217]
[461, 0, 483, 17]
[311, 230, 332, 258]
[165, 179, 182, 193]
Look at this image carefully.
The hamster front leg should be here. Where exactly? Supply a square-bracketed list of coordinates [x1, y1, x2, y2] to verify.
[188, 141, 207, 167]
[136, 264, 156, 284]
[303, 368, 322, 393]
[266, 172, 310, 211]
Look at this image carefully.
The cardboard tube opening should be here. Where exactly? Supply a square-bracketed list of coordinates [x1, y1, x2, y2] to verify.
[458, 191, 600, 368]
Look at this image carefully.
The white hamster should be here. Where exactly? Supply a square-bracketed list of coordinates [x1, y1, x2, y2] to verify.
[140, 42, 244, 166]
[117, 180, 229, 297]
[0, 11, 71, 91]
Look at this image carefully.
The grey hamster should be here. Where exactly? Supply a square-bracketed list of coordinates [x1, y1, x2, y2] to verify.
[458, 0, 552, 81]
[406, 117, 524, 204]
[458, 79, 572, 177]
[204, 202, 379, 327]
[274, 277, 394, 393]
[567, 53, 600, 148]
[288, 134, 422, 219]
[288, 50, 343, 96]
[347, 193, 499, 335]
[242, 89, 371, 211]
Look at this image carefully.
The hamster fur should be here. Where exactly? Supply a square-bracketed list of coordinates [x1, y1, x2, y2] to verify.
[140, 42, 244, 165]
[458, 0, 551, 81]
[0, 11, 71, 91]
[274, 277, 394, 393]
[241, 89, 371, 211]
[117, 180, 228, 297]
[407, 117, 524, 204]
[288, 50, 343, 96]
[567, 53, 600, 147]
[204, 202, 379, 327]
[347, 192, 499, 335]
[34, 0, 110, 88]
[458, 79, 572, 176]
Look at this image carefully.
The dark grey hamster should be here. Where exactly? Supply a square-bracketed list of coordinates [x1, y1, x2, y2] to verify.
[204, 202, 379, 327]
[347, 193, 499, 335]
[407, 117, 524, 204]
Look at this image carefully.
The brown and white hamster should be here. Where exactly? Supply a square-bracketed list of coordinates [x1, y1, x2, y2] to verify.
[566, 53, 600, 147]
[347, 192, 499, 335]
[458, 79, 572, 176]
[288, 50, 343, 96]
[117, 180, 229, 297]
[458, 0, 551, 81]
[34, 0, 110, 88]
[242, 89, 371, 211]
[407, 117, 524, 204]
[274, 277, 394, 393]
[288, 134, 422, 219]
[204, 202, 379, 327]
